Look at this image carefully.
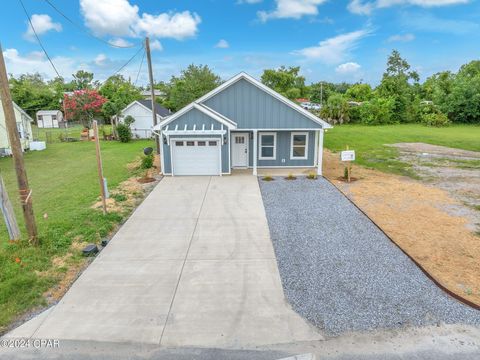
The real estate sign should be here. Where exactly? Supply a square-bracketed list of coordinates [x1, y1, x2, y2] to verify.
[341, 150, 355, 162]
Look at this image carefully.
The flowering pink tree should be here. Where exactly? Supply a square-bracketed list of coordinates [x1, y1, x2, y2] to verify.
[64, 90, 107, 128]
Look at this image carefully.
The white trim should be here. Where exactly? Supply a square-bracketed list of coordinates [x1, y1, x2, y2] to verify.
[258, 132, 277, 160]
[230, 132, 249, 168]
[253, 130, 258, 176]
[314, 130, 318, 166]
[155, 103, 237, 130]
[120, 100, 165, 121]
[227, 128, 231, 175]
[247, 166, 316, 169]
[290, 132, 309, 160]
[195, 72, 332, 129]
[236, 128, 322, 131]
[164, 130, 226, 136]
[317, 129, 324, 176]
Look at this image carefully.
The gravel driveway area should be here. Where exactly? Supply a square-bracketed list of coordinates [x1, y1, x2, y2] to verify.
[259, 177, 480, 336]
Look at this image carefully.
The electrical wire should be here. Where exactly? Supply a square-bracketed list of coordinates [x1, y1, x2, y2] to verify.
[134, 48, 145, 86]
[112, 45, 144, 77]
[43, 0, 140, 49]
[18, 0, 61, 78]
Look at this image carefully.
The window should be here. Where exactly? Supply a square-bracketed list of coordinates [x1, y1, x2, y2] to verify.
[175, 141, 184, 146]
[186, 141, 195, 146]
[208, 141, 217, 146]
[259, 132, 276, 160]
[197, 141, 206, 146]
[52, 115, 57, 121]
[38, 115, 43, 121]
[290, 132, 308, 160]
[235, 136, 245, 144]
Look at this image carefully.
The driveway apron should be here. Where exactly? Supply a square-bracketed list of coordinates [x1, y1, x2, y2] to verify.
[7, 175, 320, 348]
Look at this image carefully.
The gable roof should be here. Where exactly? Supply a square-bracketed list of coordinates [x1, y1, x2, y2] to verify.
[14, 103, 34, 122]
[156, 103, 237, 130]
[196, 72, 332, 129]
[137, 100, 171, 117]
[37, 110, 61, 115]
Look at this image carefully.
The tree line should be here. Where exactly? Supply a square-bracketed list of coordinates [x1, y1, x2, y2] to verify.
[8, 50, 480, 127]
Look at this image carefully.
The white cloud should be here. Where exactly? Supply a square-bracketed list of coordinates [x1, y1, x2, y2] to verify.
[348, 0, 469, 15]
[94, 53, 107, 66]
[215, 39, 230, 48]
[80, 0, 201, 40]
[293, 29, 371, 64]
[388, 33, 415, 42]
[109, 38, 133, 47]
[336, 62, 361, 74]
[24, 14, 62, 41]
[150, 39, 163, 51]
[3, 48, 76, 80]
[134, 12, 201, 40]
[258, 0, 327, 21]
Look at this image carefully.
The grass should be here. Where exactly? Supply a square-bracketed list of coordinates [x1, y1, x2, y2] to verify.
[32, 125, 113, 143]
[324, 124, 480, 177]
[0, 139, 153, 332]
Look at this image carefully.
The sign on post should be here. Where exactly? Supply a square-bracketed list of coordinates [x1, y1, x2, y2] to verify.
[341, 150, 355, 162]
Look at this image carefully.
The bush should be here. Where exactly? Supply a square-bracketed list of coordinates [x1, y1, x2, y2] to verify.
[359, 97, 395, 125]
[421, 112, 450, 127]
[116, 123, 132, 143]
[141, 153, 154, 169]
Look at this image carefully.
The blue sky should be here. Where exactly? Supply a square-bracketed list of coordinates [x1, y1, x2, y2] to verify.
[1, 0, 479, 85]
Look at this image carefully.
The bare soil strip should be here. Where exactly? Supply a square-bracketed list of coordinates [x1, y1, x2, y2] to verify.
[324, 149, 480, 306]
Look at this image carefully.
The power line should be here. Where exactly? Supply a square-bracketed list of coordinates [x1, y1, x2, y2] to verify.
[43, 0, 140, 49]
[134, 48, 145, 86]
[18, 0, 61, 78]
[112, 45, 144, 77]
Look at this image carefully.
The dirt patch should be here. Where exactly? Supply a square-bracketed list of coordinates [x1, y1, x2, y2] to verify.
[324, 149, 480, 306]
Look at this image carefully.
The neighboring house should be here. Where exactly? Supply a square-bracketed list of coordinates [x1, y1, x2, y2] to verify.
[36, 110, 64, 128]
[0, 101, 34, 156]
[153, 72, 332, 176]
[116, 100, 171, 139]
[141, 89, 165, 100]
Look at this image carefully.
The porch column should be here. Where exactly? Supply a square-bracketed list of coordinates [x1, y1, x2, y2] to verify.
[317, 129, 324, 176]
[253, 130, 258, 176]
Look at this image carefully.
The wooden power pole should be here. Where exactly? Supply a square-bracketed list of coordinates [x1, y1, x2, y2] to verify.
[0, 43, 38, 244]
[145, 37, 161, 160]
[92, 121, 107, 215]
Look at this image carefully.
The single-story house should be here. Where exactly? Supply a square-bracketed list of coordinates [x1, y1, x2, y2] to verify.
[116, 100, 171, 139]
[153, 72, 332, 176]
[36, 110, 64, 128]
[0, 101, 34, 156]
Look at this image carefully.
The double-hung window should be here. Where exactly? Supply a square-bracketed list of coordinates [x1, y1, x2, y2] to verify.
[259, 132, 276, 160]
[290, 132, 308, 160]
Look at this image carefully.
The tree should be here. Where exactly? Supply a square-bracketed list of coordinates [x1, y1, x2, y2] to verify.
[320, 94, 350, 125]
[99, 75, 142, 120]
[9, 73, 57, 117]
[166, 65, 222, 111]
[63, 90, 107, 127]
[345, 83, 373, 102]
[377, 50, 419, 123]
[309, 81, 352, 104]
[358, 97, 395, 125]
[70, 70, 97, 90]
[261, 66, 306, 100]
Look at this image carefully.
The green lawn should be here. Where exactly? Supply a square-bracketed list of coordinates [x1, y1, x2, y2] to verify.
[32, 124, 113, 143]
[0, 139, 153, 332]
[324, 124, 480, 177]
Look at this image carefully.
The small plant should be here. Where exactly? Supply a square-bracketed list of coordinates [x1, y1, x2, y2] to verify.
[344, 166, 349, 179]
[306, 172, 317, 180]
[112, 193, 127, 202]
[285, 173, 297, 180]
[141, 153, 154, 169]
[262, 175, 274, 181]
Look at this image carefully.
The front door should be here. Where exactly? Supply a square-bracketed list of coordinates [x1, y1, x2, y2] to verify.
[231, 133, 249, 168]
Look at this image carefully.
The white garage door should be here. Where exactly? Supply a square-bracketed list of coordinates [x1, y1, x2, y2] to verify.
[172, 140, 221, 176]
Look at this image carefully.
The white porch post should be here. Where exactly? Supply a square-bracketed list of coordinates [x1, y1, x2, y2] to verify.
[317, 129, 324, 176]
[253, 130, 258, 176]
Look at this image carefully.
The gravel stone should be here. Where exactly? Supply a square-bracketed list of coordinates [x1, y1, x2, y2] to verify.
[259, 177, 480, 336]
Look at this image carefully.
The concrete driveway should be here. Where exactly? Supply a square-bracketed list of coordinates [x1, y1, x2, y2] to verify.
[5, 175, 320, 348]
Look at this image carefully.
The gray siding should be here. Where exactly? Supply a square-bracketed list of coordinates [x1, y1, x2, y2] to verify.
[204, 79, 322, 129]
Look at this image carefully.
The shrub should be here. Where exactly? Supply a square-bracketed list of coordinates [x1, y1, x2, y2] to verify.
[141, 153, 154, 169]
[359, 97, 395, 125]
[116, 123, 132, 143]
[421, 112, 450, 127]
[124, 115, 135, 127]
[262, 175, 274, 181]
[285, 173, 297, 180]
[306, 172, 317, 180]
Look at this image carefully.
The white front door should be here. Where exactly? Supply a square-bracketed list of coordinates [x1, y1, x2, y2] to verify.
[231, 133, 249, 168]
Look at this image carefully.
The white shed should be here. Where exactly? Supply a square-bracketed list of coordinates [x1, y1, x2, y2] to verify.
[0, 101, 34, 156]
[36, 110, 64, 128]
[116, 100, 171, 139]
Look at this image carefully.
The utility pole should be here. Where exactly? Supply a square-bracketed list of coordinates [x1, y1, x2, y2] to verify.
[92, 121, 107, 215]
[320, 81, 323, 106]
[0, 43, 38, 244]
[145, 37, 161, 162]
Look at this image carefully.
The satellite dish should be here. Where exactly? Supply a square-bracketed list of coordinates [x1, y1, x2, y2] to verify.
[143, 147, 153, 156]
